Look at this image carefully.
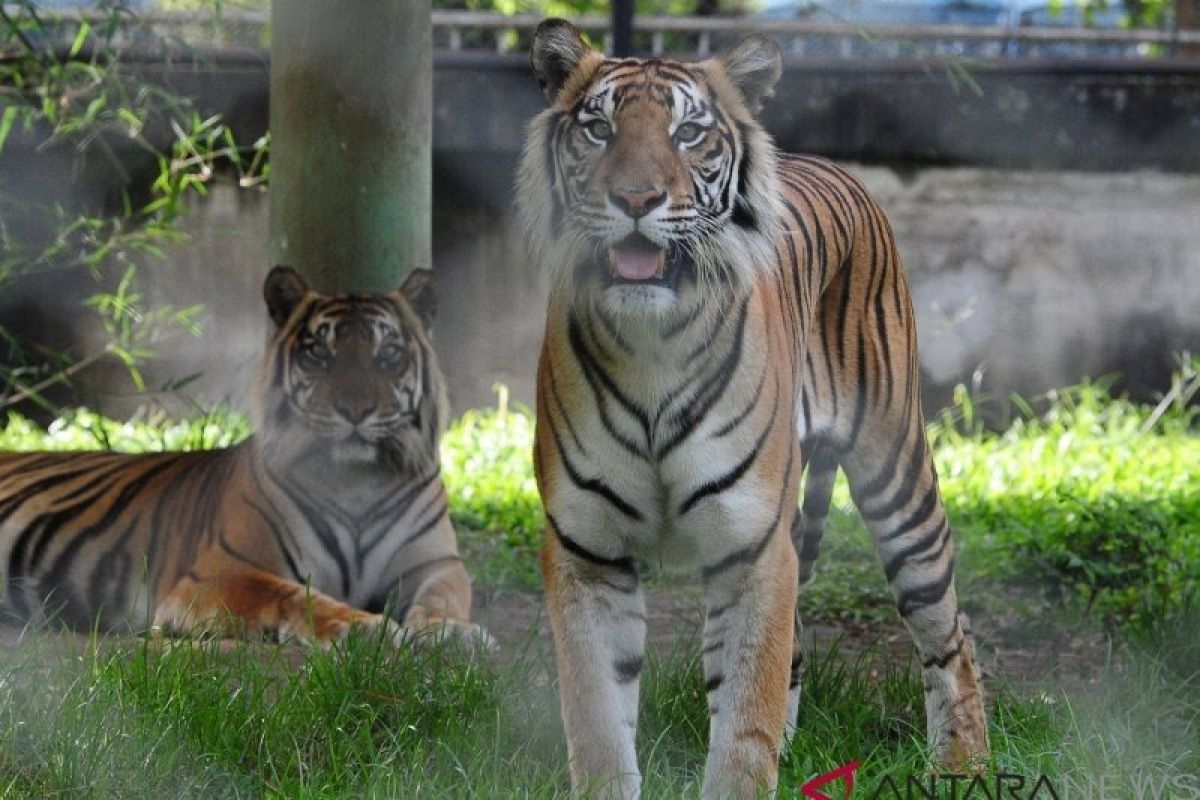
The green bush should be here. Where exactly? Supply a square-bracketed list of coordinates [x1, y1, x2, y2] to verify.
[439, 389, 543, 587]
[933, 371, 1200, 625]
[0, 407, 249, 452]
[0, 1, 267, 414]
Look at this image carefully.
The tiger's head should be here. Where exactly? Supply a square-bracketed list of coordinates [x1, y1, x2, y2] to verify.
[253, 267, 447, 476]
[517, 19, 785, 318]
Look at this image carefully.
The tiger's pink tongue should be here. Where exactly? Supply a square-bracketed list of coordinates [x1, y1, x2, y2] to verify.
[610, 247, 664, 280]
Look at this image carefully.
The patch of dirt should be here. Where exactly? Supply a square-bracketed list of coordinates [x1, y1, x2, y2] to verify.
[472, 584, 1119, 697]
[968, 596, 1117, 697]
[0, 584, 1118, 702]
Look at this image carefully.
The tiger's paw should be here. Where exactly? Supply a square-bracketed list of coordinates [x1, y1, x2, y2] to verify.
[426, 618, 497, 655]
[928, 615, 989, 771]
[936, 714, 990, 773]
[401, 608, 497, 655]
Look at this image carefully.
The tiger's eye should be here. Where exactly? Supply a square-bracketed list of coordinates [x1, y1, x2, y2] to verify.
[299, 339, 331, 369]
[674, 122, 704, 143]
[585, 119, 612, 141]
[376, 342, 408, 369]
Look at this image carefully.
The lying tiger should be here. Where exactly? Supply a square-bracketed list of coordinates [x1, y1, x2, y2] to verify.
[518, 19, 989, 798]
[0, 267, 487, 650]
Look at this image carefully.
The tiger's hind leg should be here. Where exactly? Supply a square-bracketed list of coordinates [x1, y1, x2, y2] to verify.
[785, 443, 838, 736]
[840, 416, 989, 769]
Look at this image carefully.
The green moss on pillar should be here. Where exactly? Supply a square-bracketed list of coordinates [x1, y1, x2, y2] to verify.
[269, 1, 431, 292]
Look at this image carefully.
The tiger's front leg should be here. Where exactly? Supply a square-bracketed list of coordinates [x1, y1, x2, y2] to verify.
[542, 517, 647, 800]
[153, 565, 403, 647]
[399, 553, 494, 651]
[700, 522, 798, 799]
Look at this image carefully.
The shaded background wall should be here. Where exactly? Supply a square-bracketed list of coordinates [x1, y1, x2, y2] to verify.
[1, 53, 1198, 418]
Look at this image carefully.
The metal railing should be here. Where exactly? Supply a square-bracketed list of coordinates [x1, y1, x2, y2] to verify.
[0, 6, 270, 51]
[4, 7, 1198, 60]
[431, 10, 1200, 59]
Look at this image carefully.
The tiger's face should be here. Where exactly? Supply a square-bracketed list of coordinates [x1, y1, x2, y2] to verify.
[519, 20, 784, 317]
[256, 267, 445, 475]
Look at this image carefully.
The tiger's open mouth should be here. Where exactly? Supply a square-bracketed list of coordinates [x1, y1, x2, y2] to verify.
[601, 233, 692, 290]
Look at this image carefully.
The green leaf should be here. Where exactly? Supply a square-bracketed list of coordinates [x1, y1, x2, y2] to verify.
[68, 20, 92, 58]
[117, 107, 145, 136]
[0, 106, 20, 157]
[83, 96, 107, 124]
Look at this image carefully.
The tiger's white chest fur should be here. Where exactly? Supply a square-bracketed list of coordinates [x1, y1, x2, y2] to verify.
[541, 292, 791, 574]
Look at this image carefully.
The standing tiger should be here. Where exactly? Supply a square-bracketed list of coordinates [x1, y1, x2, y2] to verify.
[0, 267, 487, 649]
[518, 19, 988, 798]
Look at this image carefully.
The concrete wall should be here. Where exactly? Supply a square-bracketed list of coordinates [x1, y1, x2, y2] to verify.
[861, 166, 1200, 413]
[31, 160, 1194, 420]
[3, 55, 1199, 420]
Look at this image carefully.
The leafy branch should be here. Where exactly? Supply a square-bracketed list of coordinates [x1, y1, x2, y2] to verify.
[0, 0, 268, 411]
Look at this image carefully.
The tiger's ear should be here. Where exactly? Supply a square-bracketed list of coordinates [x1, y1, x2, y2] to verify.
[263, 266, 310, 327]
[399, 268, 436, 331]
[715, 34, 782, 114]
[531, 18, 594, 105]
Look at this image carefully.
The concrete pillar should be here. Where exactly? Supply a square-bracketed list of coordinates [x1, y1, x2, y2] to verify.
[269, 1, 431, 292]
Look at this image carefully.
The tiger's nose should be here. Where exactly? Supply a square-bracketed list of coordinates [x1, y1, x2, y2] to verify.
[609, 187, 667, 219]
[335, 399, 374, 425]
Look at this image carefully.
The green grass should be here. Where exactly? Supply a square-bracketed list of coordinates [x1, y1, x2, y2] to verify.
[0, 631, 566, 798]
[0, 617, 1194, 798]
